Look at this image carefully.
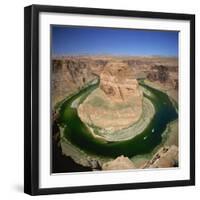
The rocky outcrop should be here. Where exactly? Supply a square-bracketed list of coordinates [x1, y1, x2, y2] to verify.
[102, 145, 178, 171]
[78, 62, 143, 131]
[52, 56, 178, 106]
[99, 61, 142, 102]
[52, 57, 107, 106]
[147, 65, 169, 83]
[143, 145, 178, 168]
[102, 155, 135, 170]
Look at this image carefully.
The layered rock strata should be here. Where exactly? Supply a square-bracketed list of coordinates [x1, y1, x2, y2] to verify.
[99, 61, 141, 102]
[78, 62, 143, 131]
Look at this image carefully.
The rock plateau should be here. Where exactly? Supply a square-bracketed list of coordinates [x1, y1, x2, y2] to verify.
[78, 61, 143, 132]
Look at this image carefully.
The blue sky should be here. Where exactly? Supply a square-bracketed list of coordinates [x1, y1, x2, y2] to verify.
[51, 26, 178, 57]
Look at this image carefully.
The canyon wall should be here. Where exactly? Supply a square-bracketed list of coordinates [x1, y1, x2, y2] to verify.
[52, 56, 178, 106]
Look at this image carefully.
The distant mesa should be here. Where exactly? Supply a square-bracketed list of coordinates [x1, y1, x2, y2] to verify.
[78, 61, 143, 132]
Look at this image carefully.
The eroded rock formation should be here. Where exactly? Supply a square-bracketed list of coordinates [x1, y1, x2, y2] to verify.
[78, 62, 143, 131]
[99, 61, 142, 102]
[52, 57, 107, 106]
[52, 56, 178, 106]
[102, 155, 135, 170]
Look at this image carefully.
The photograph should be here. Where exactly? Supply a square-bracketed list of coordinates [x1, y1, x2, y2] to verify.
[24, 4, 195, 195]
[51, 25, 179, 173]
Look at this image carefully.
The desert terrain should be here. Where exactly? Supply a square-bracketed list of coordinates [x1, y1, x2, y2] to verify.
[52, 55, 178, 171]
[52, 55, 178, 106]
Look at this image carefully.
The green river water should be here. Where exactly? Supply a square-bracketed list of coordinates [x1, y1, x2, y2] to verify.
[58, 81, 178, 158]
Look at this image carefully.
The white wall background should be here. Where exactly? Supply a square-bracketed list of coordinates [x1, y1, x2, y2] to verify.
[0, 0, 199, 199]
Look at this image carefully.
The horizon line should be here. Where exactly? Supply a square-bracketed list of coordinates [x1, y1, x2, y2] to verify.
[51, 54, 178, 59]
[52, 53, 178, 58]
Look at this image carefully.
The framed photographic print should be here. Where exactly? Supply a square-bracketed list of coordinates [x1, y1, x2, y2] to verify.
[24, 4, 195, 195]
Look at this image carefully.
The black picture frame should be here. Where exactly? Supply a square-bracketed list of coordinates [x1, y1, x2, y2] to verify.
[24, 4, 195, 195]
